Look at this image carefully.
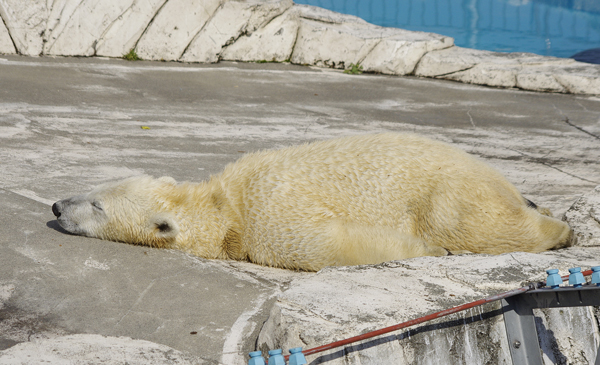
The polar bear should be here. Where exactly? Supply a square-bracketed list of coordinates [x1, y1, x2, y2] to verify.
[52, 133, 573, 271]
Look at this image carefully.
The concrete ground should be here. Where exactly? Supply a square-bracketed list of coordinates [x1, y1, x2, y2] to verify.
[0, 55, 599, 364]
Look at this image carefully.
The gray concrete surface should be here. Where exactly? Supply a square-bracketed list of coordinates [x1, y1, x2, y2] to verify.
[1, 55, 600, 364]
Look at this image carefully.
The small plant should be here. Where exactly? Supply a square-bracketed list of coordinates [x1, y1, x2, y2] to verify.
[344, 62, 363, 75]
[123, 49, 141, 61]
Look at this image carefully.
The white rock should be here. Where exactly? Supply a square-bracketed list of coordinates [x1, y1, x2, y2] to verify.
[0, 12, 15, 54]
[181, 0, 293, 63]
[361, 31, 453, 75]
[135, 0, 222, 61]
[44, 0, 81, 53]
[220, 6, 298, 63]
[564, 185, 600, 247]
[416, 46, 600, 94]
[0, 334, 208, 364]
[290, 5, 452, 74]
[258, 249, 600, 364]
[553, 65, 600, 95]
[95, 0, 168, 58]
[0, 0, 47, 56]
[291, 19, 380, 69]
[294, 4, 368, 25]
[44, 0, 134, 56]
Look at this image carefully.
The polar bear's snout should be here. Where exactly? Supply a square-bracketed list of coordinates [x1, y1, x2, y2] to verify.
[52, 196, 109, 237]
[52, 202, 61, 218]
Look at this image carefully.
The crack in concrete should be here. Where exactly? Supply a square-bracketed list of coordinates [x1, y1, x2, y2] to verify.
[409, 40, 454, 76]
[287, 13, 301, 63]
[93, 0, 139, 56]
[114, 280, 156, 327]
[563, 117, 600, 141]
[178, 1, 224, 61]
[466, 107, 476, 128]
[131, 0, 170, 55]
[356, 38, 382, 67]
[430, 64, 478, 78]
[0, 5, 19, 54]
[45, 0, 85, 53]
[509, 148, 600, 185]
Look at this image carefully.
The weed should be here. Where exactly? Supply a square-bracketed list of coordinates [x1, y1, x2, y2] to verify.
[123, 49, 141, 61]
[344, 62, 363, 75]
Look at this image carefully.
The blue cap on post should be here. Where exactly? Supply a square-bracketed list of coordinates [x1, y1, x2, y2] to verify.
[249, 351, 266, 365]
[268, 349, 285, 365]
[591, 266, 600, 286]
[546, 269, 562, 288]
[568, 267, 585, 287]
[289, 347, 307, 365]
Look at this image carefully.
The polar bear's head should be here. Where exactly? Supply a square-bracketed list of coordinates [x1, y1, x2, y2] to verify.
[52, 175, 180, 248]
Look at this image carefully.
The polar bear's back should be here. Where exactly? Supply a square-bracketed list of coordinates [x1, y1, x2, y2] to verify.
[223, 133, 521, 219]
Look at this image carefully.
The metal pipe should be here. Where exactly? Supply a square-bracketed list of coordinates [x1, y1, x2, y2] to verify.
[284, 268, 593, 360]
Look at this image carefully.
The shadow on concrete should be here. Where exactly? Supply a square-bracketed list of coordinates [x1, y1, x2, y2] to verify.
[46, 220, 71, 235]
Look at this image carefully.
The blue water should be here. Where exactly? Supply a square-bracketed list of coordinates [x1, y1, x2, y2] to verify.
[294, 0, 600, 59]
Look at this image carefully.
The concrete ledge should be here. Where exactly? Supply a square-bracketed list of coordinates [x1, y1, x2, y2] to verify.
[0, 0, 597, 94]
[258, 249, 600, 364]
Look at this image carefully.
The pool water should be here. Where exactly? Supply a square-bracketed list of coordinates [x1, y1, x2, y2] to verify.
[294, 0, 600, 60]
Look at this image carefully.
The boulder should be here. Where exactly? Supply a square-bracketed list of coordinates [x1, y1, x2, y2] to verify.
[0, 0, 47, 56]
[219, 5, 298, 63]
[95, 0, 168, 58]
[564, 185, 600, 247]
[0, 334, 209, 364]
[0, 14, 15, 54]
[181, 0, 293, 63]
[290, 5, 452, 74]
[135, 0, 222, 61]
[415, 46, 600, 94]
[257, 249, 600, 364]
[44, 0, 134, 56]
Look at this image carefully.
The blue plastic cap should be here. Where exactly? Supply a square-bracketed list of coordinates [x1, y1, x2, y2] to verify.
[289, 347, 307, 365]
[568, 267, 585, 287]
[546, 269, 562, 288]
[248, 351, 266, 365]
[591, 266, 600, 286]
[268, 349, 285, 365]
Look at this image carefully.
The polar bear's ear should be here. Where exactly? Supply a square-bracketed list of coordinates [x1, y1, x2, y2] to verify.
[148, 213, 179, 240]
[158, 176, 177, 185]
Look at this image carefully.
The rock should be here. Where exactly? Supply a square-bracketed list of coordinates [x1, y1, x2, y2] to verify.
[552, 65, 600, 95]
[564, 185, 600, 247]
[0, 334, 209, 364]
[135, 0, 221, 61]
[44, 0, 134, 56]
[181, 0, 293, 63]
[0, 0, 47, 56]
[0, 14, 15, 54]
[95, 0, 168, 58]
[360, 31, 453, 75]
[219, 5, 298, 63]
[415, 46, 600, 94]
[257, 249, 600, 364]
[290, 5, 452, 74]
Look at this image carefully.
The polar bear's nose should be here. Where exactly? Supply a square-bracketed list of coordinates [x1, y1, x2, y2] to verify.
[52, 202, 61, 218]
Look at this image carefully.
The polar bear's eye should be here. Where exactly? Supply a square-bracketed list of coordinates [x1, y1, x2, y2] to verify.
[91, 201, 103, 211]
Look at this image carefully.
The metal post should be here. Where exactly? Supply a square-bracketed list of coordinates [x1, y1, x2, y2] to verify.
[502, 286, 600, 365]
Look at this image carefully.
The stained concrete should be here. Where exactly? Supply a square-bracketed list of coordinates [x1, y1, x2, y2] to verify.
[0, 55, 600, 364]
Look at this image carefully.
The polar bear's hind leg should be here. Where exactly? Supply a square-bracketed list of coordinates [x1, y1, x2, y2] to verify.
[329, 221, 447, 266]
